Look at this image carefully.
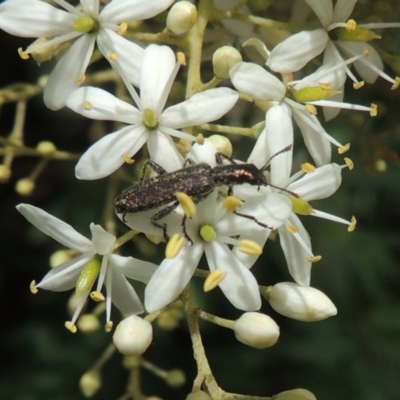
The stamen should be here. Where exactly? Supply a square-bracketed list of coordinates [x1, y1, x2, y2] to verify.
[338, 143, 351, 154]
[122, 153, 135, 164]
[30, 280, 38, 294]
[65, 321, 77, 333]
[165, 234, 186, 258]
[175, 192, 196, 218]
[391, 77, 400, 90]
[370, 103, 378, 117]
[301, 163, 315, 173]
[105, 321, 113, 333]
[204, 270, 227, 292]
[346, 19, 357, 31]
[348, 216, 357, 232]
[109, 52, 118, 62]
[223, 196, 243, 212]
[83, 101, 92, 110]
[353, 81, 365, 89]
[118, 22, 128, 35]
[75, 73, 85, 85]
[196, 133, 205, 144]
[90, 291, 105, 302]
[344, 158, 354, 170]
[199, 225, 217, 242]
[237, 240, 262, 255]
[177, 51, 186, 65]
[305, 104, 317, 115]
[18, 48, 29, 60]
[286, 224, 299, 233]
[308, 255, 322, 263]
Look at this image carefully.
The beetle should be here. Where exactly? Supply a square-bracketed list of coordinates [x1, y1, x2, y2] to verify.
[114, 145, 296, 241]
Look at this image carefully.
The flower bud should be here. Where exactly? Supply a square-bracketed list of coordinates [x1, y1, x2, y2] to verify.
[113, 315, 153, 356]
[0, 165, 11, 182]
[79, 370, 101, 398]
[186, 391, 212, 400]
[166, 1, 197, 35]
[208, 134, 233, 157]
[233, 312, 280, 348]
[212, 46, 242, 79]
[36, 140, 57, 156]
[166, 369, 186, 387]
[268, 282, 337, 322]
[15, 178, 35, 196]
[273, 388, 316, 400]
[77, 314, 100, 333]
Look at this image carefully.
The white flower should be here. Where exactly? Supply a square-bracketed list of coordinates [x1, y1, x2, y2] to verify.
[0, 0, 174, 109]
[142, 189, 291, 313]
[67, 44, 239, 180]
[230, 62, 372, 166]
[17, 203, 157, 330]
[266, 0, 400, 89]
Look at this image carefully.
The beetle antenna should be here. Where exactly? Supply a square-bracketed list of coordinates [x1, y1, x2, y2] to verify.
[261, 144, 293, 173]
[267, 183, 299, 198]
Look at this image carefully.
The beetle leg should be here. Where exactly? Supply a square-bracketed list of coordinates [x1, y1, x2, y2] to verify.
[183, 158, 196, 167]
[233, 210, 273, 230]
[151, 202, 179, 241]
[140, 160, 168, 181]
[215, 152, 237, 165]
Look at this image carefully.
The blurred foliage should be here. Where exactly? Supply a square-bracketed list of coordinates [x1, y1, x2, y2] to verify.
[1, 1, 400, 399]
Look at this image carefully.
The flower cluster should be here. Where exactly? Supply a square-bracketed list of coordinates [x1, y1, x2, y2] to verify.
[1, 2, 399, 396]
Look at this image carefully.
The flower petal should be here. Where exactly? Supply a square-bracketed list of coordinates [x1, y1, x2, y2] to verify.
[161, 87, 239, 129]
[267, 29, 329, 73]
[110, 254, 158, 283]
[144, 243, 203, 313]
[90, 224, 116, 255]
[97, 29, 144, 87]
[16, 204, 93, 252]
[0, 0, 77, 37]
[305, 0, 333, 28]
[332, 0, 357, 23]
[75, 125, 148, 180]
[230, 62, 285, 101]
[44, 34, 95, 110]
[80, 0, 99, 16]
[206, 242, 261, 311]
[100, 0, 174, 24]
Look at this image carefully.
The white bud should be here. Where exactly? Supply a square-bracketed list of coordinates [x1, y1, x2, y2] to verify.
[268, 282, 337, 322]
[113, 315, 153, 356]
[166, 1, 197, 35]
[186, 390, 212, 400]
[212, 46, 242, 79]
[233, 312, 280, 349]
[273, 388, 317, 400]
[79, 370, 101, 397]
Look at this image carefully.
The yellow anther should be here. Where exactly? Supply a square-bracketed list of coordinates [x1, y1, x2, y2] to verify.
[122, 153, 135, 164]
[199, 225, 217, 242]
[370, 103, 378, 117]
[196, 133, 205, 144]
[203, 270, 227, 292]
[291, 197, 313, 215]
[75, 258, 101, 297]
[76, 73, 85, 85]
[391, 77, 400, 90]
[353, 81, 365, 89]
[65, 321, 77, 333]
[30, 280, 38, 294]
[223, 196, 243, 212]
[238, 239, 263, 256]
[105, 321, 113, 333]
[338, 143, 350, 154]
[344, 157, 354, 170]
[109, 52, 118, 62]
[346, 19, 357, 31]
[319, 82, 332, 90]
[18, 47, 29, 60]
[363, 48, 371, 57]
[90, 291, 105, 302]
[118, 22, 128, 35]
[348, 216, 357, 232]
[307, 255, 322, 263]
[143, 108, 158, 129]
[175, 192, 196, 218]
[177, 51, 186, 65]
[305, 104, 317, 115]
[165, 234, 186, 259]
[301, 162, 316, 173]
[286, 224, 299, 233]
[83, 101, 92, 110]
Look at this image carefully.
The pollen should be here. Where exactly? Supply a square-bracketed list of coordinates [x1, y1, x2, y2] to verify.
[177, 51, 186, 66]
[83, 101, 92, 110]
[90, 291, 105, 302]
[353, 81, 365, 89]
[196, 133, 205, 144]
[307, 255, 322, 263]
[286, 224, 299, 233]
[319, 82, 332, 90]
[105, 321, 113, 333]
[65, 321, 77, 333]
[344, 158, 354, 170]
[305, 104, 317, 115]
[30, 280, 38, 294]
[301, 163, 316, 173]
[166, 234, 186, 259]
[348, 216, 357, 232]
[109, 52, 118, 62]
[238, 239, 262, 256]
[223, 196, 243, 212]
[18, 47, 29, 60]
[199, 225, 217, 242]
[175, 192, 196, 217]
[118, 22, 128, 35]
[346, 19, 357, 31]
[204, 270, 227, 292]
[122, 153, 135, 164]
[338, 143, 350, 154]
[370, 103, 378, 117]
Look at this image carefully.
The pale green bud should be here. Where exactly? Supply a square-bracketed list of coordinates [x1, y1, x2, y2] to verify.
[79, 370, 101, 398]
[15, 178, 35, 196]
[166, 1, 197, 35]
[273, 388, 317, 400]
[212, 46, 242, 79]
[166, 369, 186, 387]
[186, 391, 212, 400]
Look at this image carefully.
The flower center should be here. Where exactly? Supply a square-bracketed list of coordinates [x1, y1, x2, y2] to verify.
[199, 225, 217, 242]
[73, 16, 99, 33]
[75, 257, 101, 296]
[143, 108, 159, 129]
